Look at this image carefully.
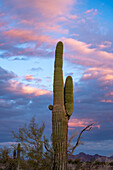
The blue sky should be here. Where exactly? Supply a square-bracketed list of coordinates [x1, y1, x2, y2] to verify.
[0, 0, 113, 156]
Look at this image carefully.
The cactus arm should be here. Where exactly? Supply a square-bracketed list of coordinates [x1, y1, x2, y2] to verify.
[53, 41, 64, 106]
[64, 76, 73, 119]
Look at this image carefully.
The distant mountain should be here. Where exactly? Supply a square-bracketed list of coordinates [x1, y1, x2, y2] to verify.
[68, 152, 113, 162]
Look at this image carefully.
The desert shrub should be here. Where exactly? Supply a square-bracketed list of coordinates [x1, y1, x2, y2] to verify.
[0, 147, 10, 163]
[109, 162, 113, 166]
[73, 159, 81, 164]
[68, 159, 73, 164]
[94, 161, 105, 165]
[5, 158, 17, 170]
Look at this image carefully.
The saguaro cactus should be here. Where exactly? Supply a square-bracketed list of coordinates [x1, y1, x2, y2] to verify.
[49, 41, 73, 169]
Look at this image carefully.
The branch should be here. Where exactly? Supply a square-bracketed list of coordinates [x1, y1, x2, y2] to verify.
[67, 131, 78, 148]
[43, 136, 53, 154]
[68, 123, 94, 155]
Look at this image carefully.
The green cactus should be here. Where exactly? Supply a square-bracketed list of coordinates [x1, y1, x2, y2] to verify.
[49, 41, 73, 169]
[64, 76, 73, 119]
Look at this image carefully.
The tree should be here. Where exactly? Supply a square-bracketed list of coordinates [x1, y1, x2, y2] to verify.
[12, 117, 51, 169]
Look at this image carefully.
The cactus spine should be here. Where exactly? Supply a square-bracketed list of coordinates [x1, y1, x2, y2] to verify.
[49, 41, 73, 169]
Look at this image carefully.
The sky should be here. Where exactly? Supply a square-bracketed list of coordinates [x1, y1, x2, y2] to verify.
[0, 0, 113, 156]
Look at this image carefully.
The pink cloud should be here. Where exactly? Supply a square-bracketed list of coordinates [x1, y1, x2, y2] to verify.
[37, 23, 69, 34]
[98, 41, 112, 49]
[0, 43, 6, 46]
[4, 0, 76, 19]
[36, 0, 75, 18]
[2, 31, 113, 80]
[0, 13, 5, 17]
[63, 38, 113, 74]
[64, 38, 94, 54]
[81, 67, 113, 88]
[93, 9, 98, 15]
[85, 9, 94, 14]
[100, 100, 113, 103]
[2, 0, 78, 36]
[18, 20, 69, 35]
[78, 19, 86, 24]
[104, 75, 113, 81]
[85, 9, 98, 15]
[61, 38, 113, 87]
[106, 92, 113, 97]
[25, 75, 34, 80]
[68, 118, 100, 128]
[3, 29, 51, 43]
[5, 80, 51, 97]
[82, 68, 101, 81]
[67, 14, 78, 20]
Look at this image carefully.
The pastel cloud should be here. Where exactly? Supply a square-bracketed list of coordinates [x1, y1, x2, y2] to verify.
[104, 75, 113, 80]
[64, 38, 113, 65]
[6, 0, 75, 16]
[81, 65, 113, 91]
[98, 41, 112, 49]
[3, 30, 113, 72]
[25, 75, 42, 83]
[85, 9, 98, 15]
[25, 75, 34, 80]
[1, 0, 78, 42]
[62, 38, 113, 87]
[85, 9, 94, 14]
[82, 67, 113, 82]
[2, 27, 113, 89]
[100, 100, 113, 103]
[68, 118, 100, 128]
[3, 29, 51, 43]
[6, 80, 51, 97]
[67, 14, 78, 20]
[106, 92, 113, 96]
[1, 28, 57, 58]
[35, 0, 75, 18]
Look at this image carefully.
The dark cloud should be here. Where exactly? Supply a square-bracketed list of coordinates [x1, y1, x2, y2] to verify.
[0, 67, 52, 142]
[70, 73, 113, 146]
[31, 67, 43, 72]
[0, 67, 16, 80]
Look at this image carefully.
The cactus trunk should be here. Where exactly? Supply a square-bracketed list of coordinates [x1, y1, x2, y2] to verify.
[49, 41, 73, 170]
